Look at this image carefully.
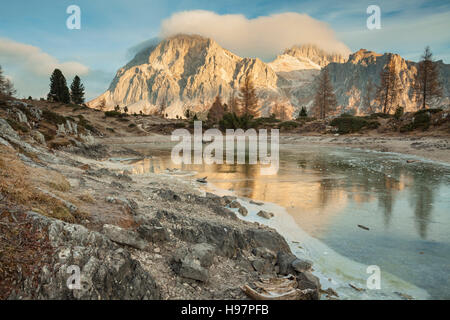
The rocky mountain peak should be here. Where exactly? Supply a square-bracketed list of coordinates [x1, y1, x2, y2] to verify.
[283, 44, 348, 68]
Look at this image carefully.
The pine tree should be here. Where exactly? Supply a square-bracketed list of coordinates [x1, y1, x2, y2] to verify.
[363, 78, 375, 113]
[238, 74, 258, 117]
[48, 69, 70, 103]
[207, 95, 225, 122]
[228, 91, 240, 115]
[272, 103, 288, 120]
[298, 107, 307, 118]
[313, 69, 337, 119]
[0, 65, 16, 97]
[70, 75, 85, 104]
[414, 46, 442, 109]
[376, 58, 402, 114]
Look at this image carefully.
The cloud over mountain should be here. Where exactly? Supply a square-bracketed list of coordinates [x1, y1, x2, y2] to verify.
[159, 10, 351, 61]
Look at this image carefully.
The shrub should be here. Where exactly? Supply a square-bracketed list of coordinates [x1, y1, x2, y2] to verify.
[330, 115, 379, 134]
[219, 113, 254, 130]
[128, 123, 136, 128]
[77, 115, 95, 132]
[279, 121, 300, 130]
[104, 111, 122, 117]
[415, 108, 442, 115]
[42, 109, 67, 125]
[394, 106, 404, 120]
[6, 119, 29, 133]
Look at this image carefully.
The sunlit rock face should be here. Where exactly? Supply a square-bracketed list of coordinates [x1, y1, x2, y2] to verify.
[89, 35, 449, 118]
[323, 49, 450, 114]
[89, 34, 281, 118]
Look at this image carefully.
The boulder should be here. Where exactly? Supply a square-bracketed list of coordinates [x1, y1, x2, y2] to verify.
[276, 251, 297, 275]
[291, 258, 313, 273]
[32, 131, 46, 145]
[102, 224, 147, 250]
[297, 271, 321, 300]
[138, 225, 170, 243]
[0, 118, 19, 139]
[238, 206, 248, 216]
[257, 210, 274, 219]
[179, 257, 209, 282]
[229, 200, 242, 209]
[172, 243, 216, 282]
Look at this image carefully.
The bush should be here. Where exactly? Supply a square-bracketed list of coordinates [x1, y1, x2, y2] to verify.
[394, 106, 404, 120]
[42, 109, 67, 125]
[104, 111, 122, 117]
[399, 112, 432, 132]
[128, 123, 136, 128]
[279, 121, 300, 130]
[330, 115, 379, 134]
[6, 119, 29, 133]
[415, 108, 442, 115]
[77, 115, 95, 131]
[219, 113, 254, 130]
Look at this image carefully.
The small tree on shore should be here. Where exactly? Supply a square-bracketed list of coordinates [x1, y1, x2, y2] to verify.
[363, 78, 375, 113]
[272, 103, 288, 120]
[48, 69, 70, 103]
[207, 95, 225, 123]
[376, 58, 402, 114]
[298, 106, 308, 118]
[414, 46, 442, 109]
[70, 75, 85, 104]
[313, 69, 337, 119]
[228, 91, 240, 115]
[238, 74, 259, 117]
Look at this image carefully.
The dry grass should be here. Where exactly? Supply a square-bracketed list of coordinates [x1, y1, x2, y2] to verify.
[78, 193, 95, 204]
[0, 145, 82, 223]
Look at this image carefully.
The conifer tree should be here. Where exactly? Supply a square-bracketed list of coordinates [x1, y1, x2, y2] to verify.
[48, 69, 70, 103]
[313, 69, 337, 119]
[414, 46, 442, 109]
[208, 95, 225, 122]
[238, 74, 259, 117]
[70, 75, 85, 104]
[376, 58, 402, 114]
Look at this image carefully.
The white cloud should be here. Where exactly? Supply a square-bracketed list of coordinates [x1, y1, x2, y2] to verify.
[159, 10, 351, 61]
[0, 37, 89, 77]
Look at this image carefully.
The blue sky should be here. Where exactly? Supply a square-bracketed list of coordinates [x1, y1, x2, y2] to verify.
[0, 0, 449, 99]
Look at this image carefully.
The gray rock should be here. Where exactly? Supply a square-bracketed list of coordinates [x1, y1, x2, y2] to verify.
[297, 271, 321, 300]
[251, 258, 274, 274]
[179, 257, 209, 282]
[257, 210, 274, 219]
[238, 206, 248, 216]
[172, 244, 215, 282]
[222, 195, 237, 205]
[191, 243, 215, 268]
[31, 131, 46, 145]
[291, 258, 313, 273]
[138, 225, 170, 243]
[229, 200, 242, 209]
[252, 247, 277, 263]
[0, 118, 19, 139]
[276, 251, 297, 275]
[102, 224, 147, 250]
[10, 211, 160, 300]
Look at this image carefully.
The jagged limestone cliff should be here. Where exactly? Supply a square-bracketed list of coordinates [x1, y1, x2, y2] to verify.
[89, 35, 449, 118]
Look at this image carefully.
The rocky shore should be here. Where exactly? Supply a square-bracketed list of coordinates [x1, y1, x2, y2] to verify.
[0, 101, 323, 300]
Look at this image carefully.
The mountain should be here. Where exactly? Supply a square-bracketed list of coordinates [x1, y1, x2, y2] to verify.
[322, 49, 450, 114]
[89, 35, 281, 117]
[89, 34, 450, 118]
